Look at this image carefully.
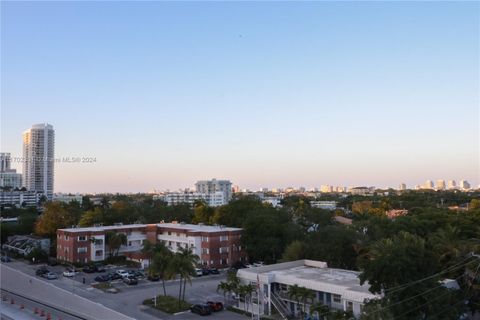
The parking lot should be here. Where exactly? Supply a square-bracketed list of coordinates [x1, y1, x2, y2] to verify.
[1, 258, 247, 320]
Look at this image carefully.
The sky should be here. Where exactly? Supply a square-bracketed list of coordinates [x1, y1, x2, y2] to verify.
[1, 1, 479, 193]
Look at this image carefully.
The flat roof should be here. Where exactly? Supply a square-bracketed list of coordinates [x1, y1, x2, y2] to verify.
[238, 260, 378, 302]
[157, 223, 241, 232]
[58, 223, 241, 233]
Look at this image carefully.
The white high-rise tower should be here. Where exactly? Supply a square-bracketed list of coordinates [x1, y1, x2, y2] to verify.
[23, 123, 55, 200]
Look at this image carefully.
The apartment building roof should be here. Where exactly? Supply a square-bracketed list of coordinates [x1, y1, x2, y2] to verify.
[58, 222, 241, 233]
[238, 260, 379, 303]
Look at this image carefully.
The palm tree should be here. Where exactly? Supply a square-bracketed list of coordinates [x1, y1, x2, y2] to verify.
[288, 284, 302, 316]
[105, 232, 127, 258]
[143, 240, 172, 296]
[309, 302, 329, 320]
[217, 281, 232, 305]
[238, 284, 255, 313]
[172, 246, 199, 306]
[298, 287, 315, 318]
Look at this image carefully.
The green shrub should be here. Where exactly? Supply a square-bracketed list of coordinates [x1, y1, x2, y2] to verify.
[143, 295, 191, 314]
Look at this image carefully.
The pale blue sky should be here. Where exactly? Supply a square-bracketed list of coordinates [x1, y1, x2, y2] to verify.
[1, 1, 479, 193]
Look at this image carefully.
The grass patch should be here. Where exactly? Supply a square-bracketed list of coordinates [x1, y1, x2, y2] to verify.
[93, 282, 113, 291]
[143, 295, 191, 314]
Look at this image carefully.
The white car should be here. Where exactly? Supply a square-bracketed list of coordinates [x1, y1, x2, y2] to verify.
[194, 268, 203, 277]
[116, 270, 130, 278]
[63, 269, 79, 277]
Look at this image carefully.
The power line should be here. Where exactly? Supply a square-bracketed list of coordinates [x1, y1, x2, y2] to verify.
[360, 256, 480, 318]
[383, 255, 476, 295]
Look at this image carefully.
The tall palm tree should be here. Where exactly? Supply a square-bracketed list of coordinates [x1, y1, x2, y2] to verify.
[217, 281, 232, 305]
[143, 240, 172, 296]
[288, 284, 302, 316]
[172, 246, 199, 306]
[238, 284, 255, 313]
[298, 287, 315, 318]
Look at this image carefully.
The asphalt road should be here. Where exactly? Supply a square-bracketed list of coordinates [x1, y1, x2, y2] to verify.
[1, 258, 248, 320]
[1, 289, 83, 320]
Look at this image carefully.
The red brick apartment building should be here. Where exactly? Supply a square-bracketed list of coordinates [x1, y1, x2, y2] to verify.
[56, 222, 246, 268]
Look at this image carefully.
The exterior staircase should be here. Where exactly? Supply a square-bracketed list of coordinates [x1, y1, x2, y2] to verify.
[270, 291, 292, 320]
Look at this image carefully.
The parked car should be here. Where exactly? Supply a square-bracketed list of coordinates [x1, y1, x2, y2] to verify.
[108, 272, 122, 280]
[1, 256, 11, 263]
[201, 268, 210, 276]
[208, 268, 219, 275]
[116, 270, 130, 278]
[206, 301, 223, 312]
[93, 263, 106, 272]
[190, 304, 211, 316]
[95, 275, 111, 282]
[83, 265, 96, 273]
[147, 274, 160, 282]
[42, 272, 58, 280]
[123, 275, 138, 285]
[194, 268, 203, 277]
[47, 258, 58, 266]
[63, 269, 79, 277]
[128, 270, 144, 278]
[36, 266, 49, 276]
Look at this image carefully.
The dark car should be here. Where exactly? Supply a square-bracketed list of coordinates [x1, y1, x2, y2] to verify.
[123, 275, 138, 285]
[47, 258, 58, 266]
[206, 301, 223, 312]
[1, 256, 11, 263]
[190, 304, 211, 316]
[201, 268, 210, 276]
[208, 268, 219, 275]
[95, 275, 110, 282]
[83, 265, 96, 273]
[108, 272, 122, 280]
[93, 263, 106, 272]
[36, 266, 49, 276]
[147, 274, 160, 282]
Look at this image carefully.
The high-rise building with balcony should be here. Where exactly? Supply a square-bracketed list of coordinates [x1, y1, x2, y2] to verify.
[195, 179, 232, 202]
[23, 123, 55, 200]
[0, 152, 22, 189]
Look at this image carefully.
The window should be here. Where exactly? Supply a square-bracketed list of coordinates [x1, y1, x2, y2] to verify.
[78, 236, 87, 241]
[128, 241, 132, 246]
[64, 235, 69, 240]
[333, 294, 341, 303]
[77, 247, 87, 253]
[201, 236, 209, 242]
[220, 235, 228, 241]
[168, 231, 172, 236]
[219, 247, 229, 253]
[202, 248, 209, 254]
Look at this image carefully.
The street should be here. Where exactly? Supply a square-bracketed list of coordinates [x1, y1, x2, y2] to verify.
[0, 259, 248, 320]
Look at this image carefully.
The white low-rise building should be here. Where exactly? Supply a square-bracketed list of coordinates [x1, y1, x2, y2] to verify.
[158, 191, 226, 207]
[236, 260, 379, 319]
[310, 201, 337, 210]
[53, 193, 83, 204]
[0, 190, 42, 207]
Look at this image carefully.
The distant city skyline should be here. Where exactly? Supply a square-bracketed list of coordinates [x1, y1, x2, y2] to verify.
[2, 1, 478, 193]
